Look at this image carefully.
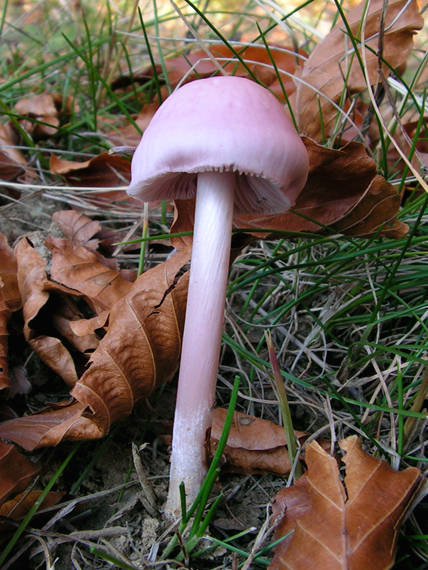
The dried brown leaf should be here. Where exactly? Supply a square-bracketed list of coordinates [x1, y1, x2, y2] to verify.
[51, 298, 100, 355]
[52, 210, 103, 249]
[0, 234, 20, 312]
[0, 150, 24, 182]
[236, 139, 377, 234]
[0, 441, 39, 505]
[332, 175, 408, 237]
[209, 408, 307, 475]
[0, 490, 64, 530]
[50, 153, 130, 186]
[113, 44, 304, 100]
[270, 436, 422, 570]
[385, 114, 428, 177]
[49, 153, 132, 205]
[0, 301, 10, 391]
[0, 235, 20, 391]
[0, 122, 27, 167]
[236, 139, 405, 238]
[14, 237, 81, 386]
[105, 102, 160, 148]
[293, 0, 424, 139]
[0, 247, 190, 449]
[45, 235, 132, 312]
[14, 93, 74, 139]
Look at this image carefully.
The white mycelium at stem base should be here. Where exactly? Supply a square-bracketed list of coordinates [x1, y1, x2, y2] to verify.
[166, 171, 234, 513]
[127, 76, 309, 518]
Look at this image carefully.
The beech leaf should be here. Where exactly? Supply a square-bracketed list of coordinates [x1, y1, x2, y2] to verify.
[113, 43, 304, 100]
[0, 234, 21, 392]
[0, 441, 39, 505]
[0, 247, 190, 450]
[270, 436, 422, 570]
[208, 408, 309, 475]
[14, 93, 74, 139]
[45, 235, 132, 312]
[293, 0, 424, 140]
[14, 237, 81, 387]
[49, 153, 132, 204]
[52, 209, 103, 249]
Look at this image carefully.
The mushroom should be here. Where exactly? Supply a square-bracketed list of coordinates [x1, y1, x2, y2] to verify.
[127, 76, 309, 517]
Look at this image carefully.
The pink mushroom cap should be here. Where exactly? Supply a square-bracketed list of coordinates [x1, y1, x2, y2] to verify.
[128, 76, 309, 214]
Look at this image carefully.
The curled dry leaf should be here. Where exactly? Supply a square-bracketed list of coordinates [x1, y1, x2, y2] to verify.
[384, 113, 428, 178]
[0, 294, 13, 393]
[52, 209, 103, 250]
[0, 490, 64, 533]
[113, 43, 305, 100]
[0, 234, 21, 391]
[14, 92, 74, 139]
[0, 302, 10, 391]
[293, 0, 424, 140]
[45, 235, 132, 313]
[270, 436, 422, 570]
[0, 150, 24, 182]
[104, 102, 160, 148]
[0, 122, 27, 167]
[0, 234, 20, 312]
[208, 408, 308, 475]
[52, 209, 136, 281]
[332, 175, 408, 238]
[49, 153, 132, 203]
[236, 138, 376, 234]
[0, 247, 190, 450]
[12, 230, 133, 388]
[0, 441, 39, 505]
[14, 237, 81, 387]
[0, 122, 26, 190]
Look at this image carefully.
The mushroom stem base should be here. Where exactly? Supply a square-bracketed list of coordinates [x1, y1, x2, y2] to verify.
[165, 171, 235, 517]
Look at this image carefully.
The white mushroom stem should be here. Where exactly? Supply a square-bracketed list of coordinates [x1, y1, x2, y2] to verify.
[165, 171, 235, 516]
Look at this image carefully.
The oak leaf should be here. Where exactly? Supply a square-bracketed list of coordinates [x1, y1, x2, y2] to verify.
[293, 0, 424, 140]
[270, 436, 422, 570]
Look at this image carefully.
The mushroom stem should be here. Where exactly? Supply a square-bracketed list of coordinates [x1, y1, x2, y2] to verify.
[165, 171, 235, 516]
